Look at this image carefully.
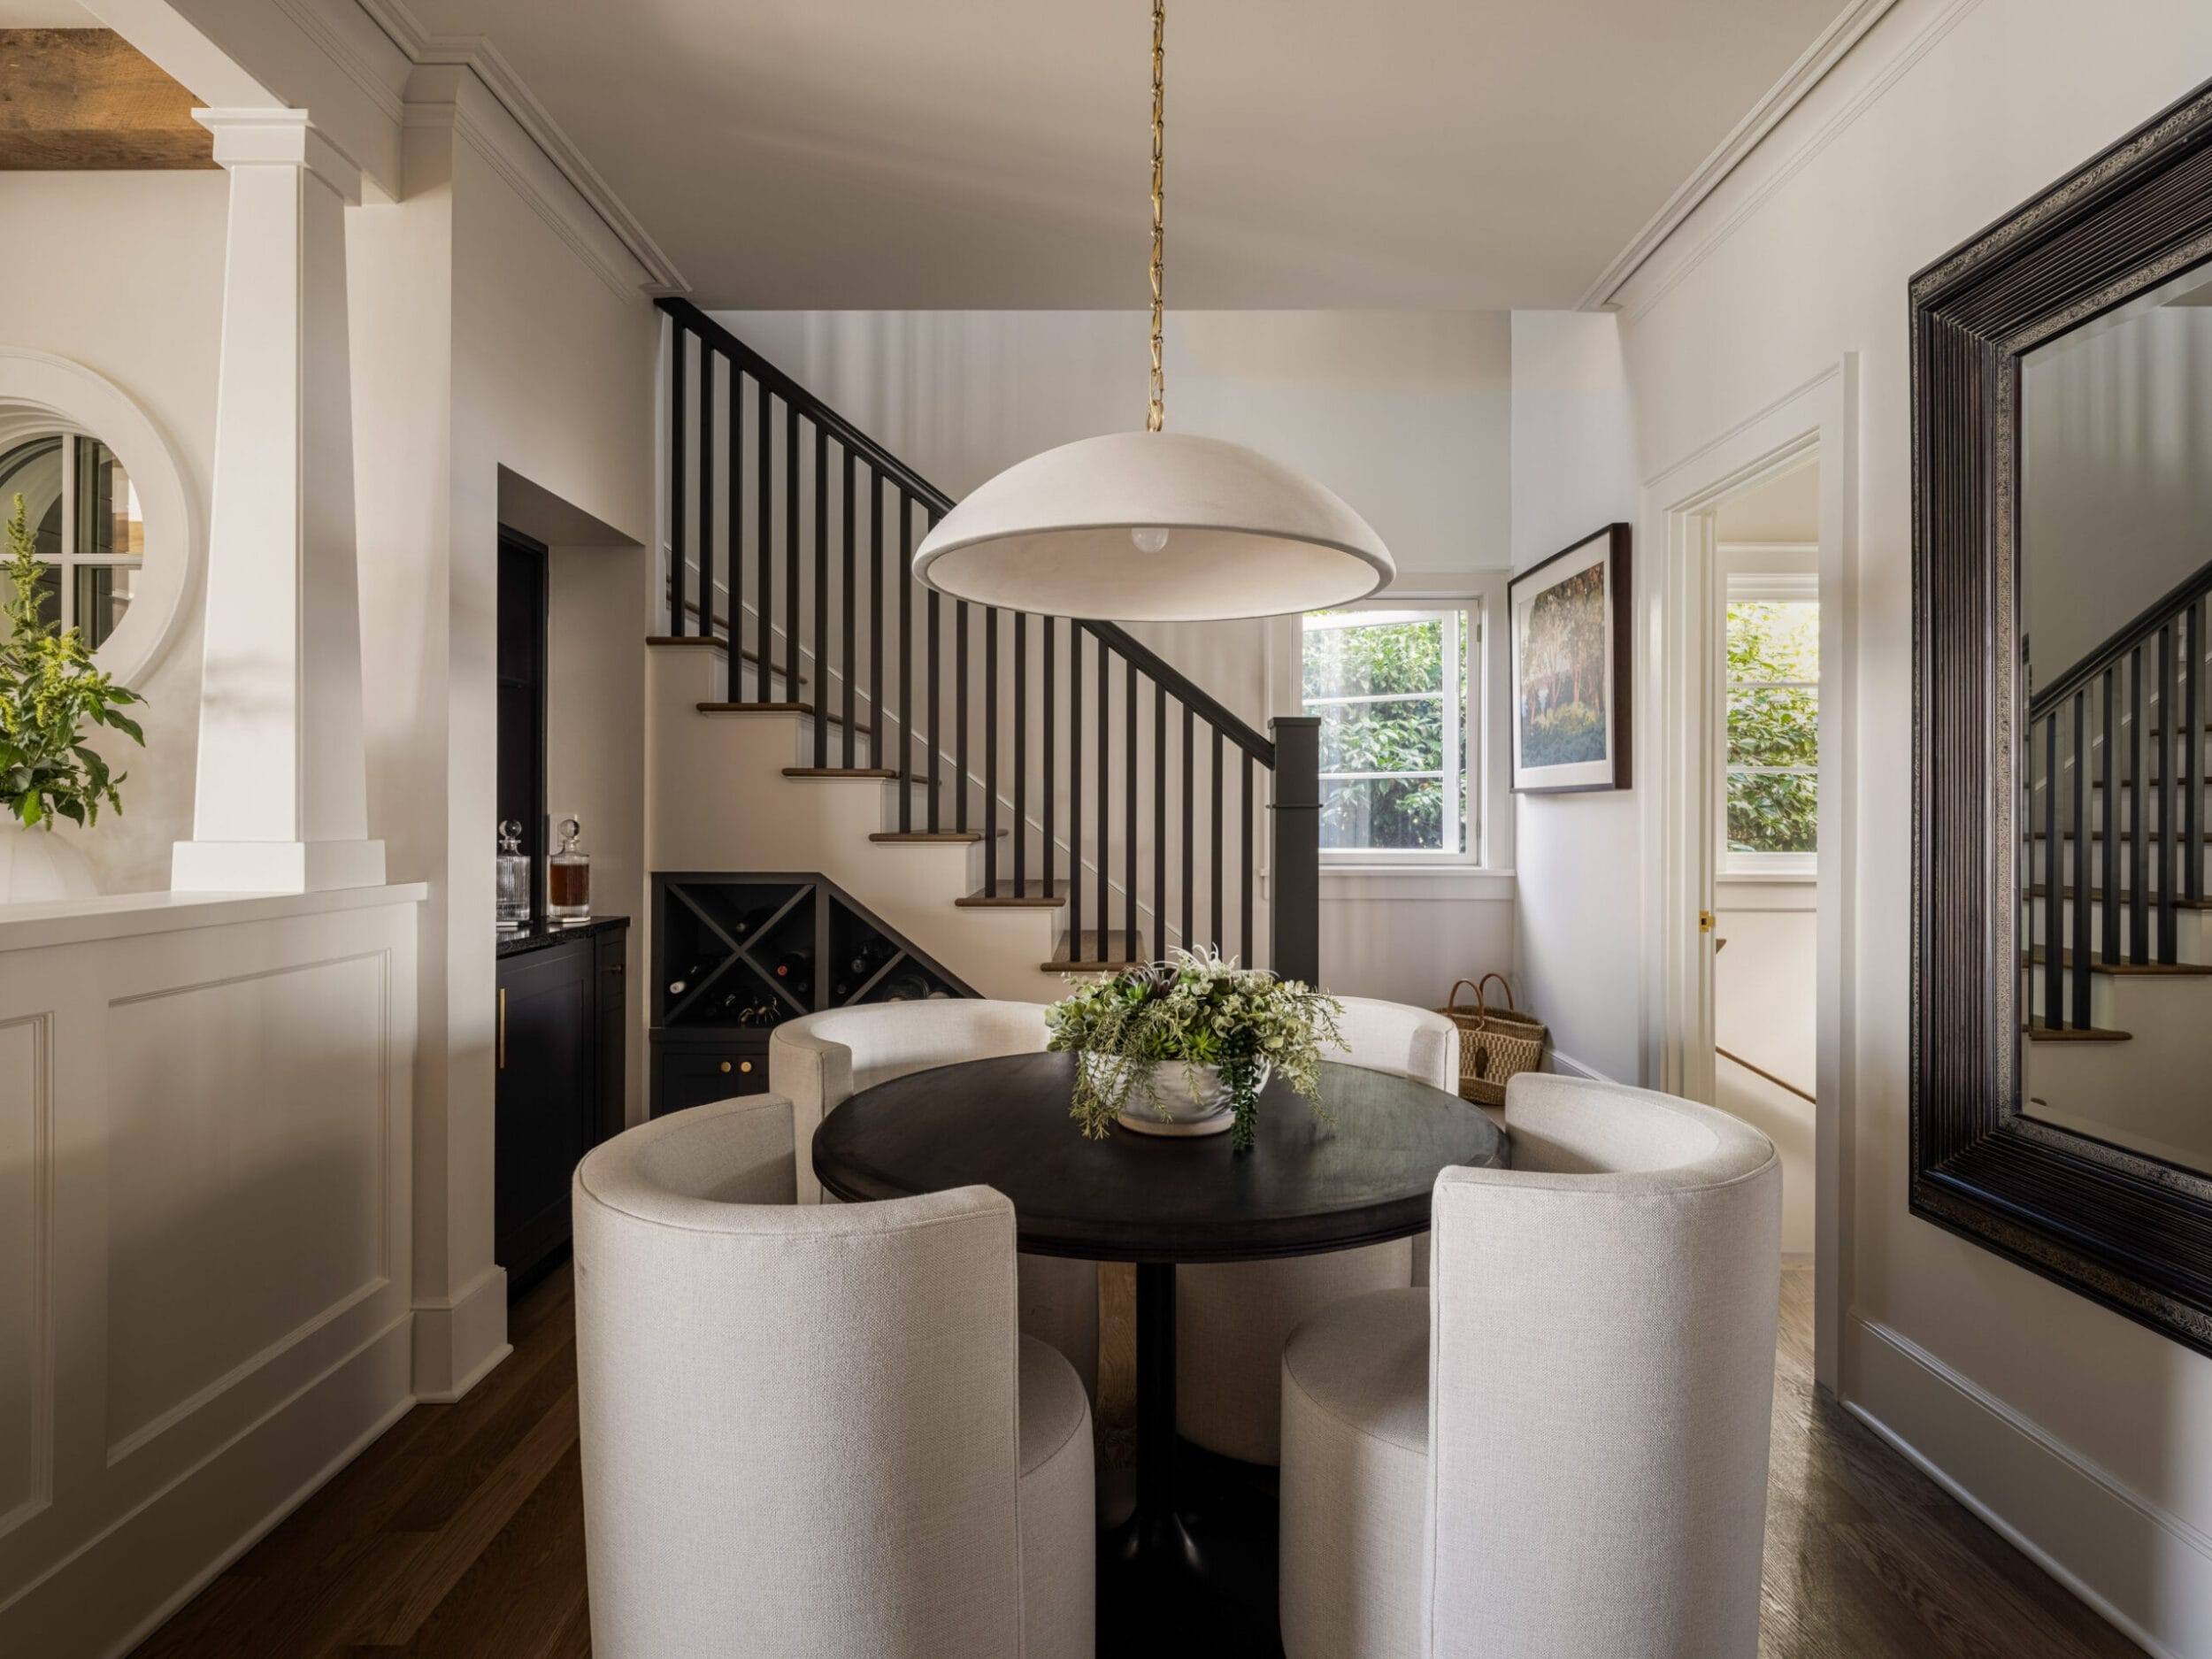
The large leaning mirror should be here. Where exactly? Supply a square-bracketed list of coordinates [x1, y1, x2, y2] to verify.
[1913, 77, 2212, 1355]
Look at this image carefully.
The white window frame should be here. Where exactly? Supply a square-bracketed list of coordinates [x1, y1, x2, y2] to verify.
[0, 432, 144, 643]
[1302, 601, 1481, 867]
[1720, 566, 1819, 878]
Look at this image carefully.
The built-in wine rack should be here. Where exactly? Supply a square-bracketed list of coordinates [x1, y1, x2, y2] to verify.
[649, 873, 976, 1116]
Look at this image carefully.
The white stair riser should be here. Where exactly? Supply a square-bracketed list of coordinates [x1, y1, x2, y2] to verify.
[2027, 901, 2212, 964]
[2028, 840, 2212, 890]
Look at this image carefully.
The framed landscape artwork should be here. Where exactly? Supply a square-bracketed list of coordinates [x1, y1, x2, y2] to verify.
[1509, 523, 1632, 794]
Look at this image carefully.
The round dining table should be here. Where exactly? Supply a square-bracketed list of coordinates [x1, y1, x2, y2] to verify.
[812, 1049, 1507, 1653]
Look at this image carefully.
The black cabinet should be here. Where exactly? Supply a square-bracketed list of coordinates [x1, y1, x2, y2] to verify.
[649, 875, 972, 1118]
[495, 917, 628, 1293]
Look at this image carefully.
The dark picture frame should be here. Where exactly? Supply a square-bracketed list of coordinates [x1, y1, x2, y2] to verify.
[1910, 76, 2212, 1357]
[1509, 523, 1633, 794]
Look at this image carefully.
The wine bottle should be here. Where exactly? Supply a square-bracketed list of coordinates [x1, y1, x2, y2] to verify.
[772, 951, 813, 995]
[733, 905, 771, 940]
[880, 971, 929, 1003]
[667, 956, 717, 998]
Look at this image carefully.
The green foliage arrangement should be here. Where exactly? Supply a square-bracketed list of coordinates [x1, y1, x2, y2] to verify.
[1046, 947, 1345, 1152]
[1724, 599, 1818, 853]
[0, 494, 144, 829]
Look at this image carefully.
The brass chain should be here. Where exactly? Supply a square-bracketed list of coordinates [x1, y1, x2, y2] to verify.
[1148, 0, 1165, 433]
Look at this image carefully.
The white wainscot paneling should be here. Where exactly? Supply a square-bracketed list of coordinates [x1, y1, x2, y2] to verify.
[0, 1015, 51, 1541]
[0, 887, 422, 1659]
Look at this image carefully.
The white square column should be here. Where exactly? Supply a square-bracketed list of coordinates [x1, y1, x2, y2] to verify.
[172, 110, 386, 893]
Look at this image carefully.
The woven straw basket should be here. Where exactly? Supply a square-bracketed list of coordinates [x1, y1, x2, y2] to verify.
[1439, 974, 1548, 1108]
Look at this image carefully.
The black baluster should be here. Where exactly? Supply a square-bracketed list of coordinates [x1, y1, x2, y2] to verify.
[1043, 618, 1056, 900]
[813, 424, 829, 769]
[898, 497, 913, 831]
[1210, 727, 1225, 954]
[784, 402, 800, 707]
[1014, 615, 1029, 895]
[757, 378, 772, 691]
[868, 472, 883, 764]
[985, 608, 999, 893]
[2192, 600, 2203, 904]
[841, 449, 856, 764]
[668, 326, 687, 634]
[956, 604, 970, 831]
[728, 366, 743, 658]
[1240, 752, 1256, 965]
[2070, 691, 2090, 1028]
[2131, 646, 2147, 965]
[1125, 651, 1138, 960]
[927, 585, 941, 832]
[2101, 666, 2118, 967]
[2162, 623, 2178, 964]
[1097, 633, 1110, 962]
[1071, 625, 1084, 957]
[1181, 703, 1194, 955]
[1153, 686, 1166, 964]
[698, 349, 715, 646]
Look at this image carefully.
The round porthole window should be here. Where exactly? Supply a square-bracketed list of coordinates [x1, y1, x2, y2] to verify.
[0, 349, 198, 686]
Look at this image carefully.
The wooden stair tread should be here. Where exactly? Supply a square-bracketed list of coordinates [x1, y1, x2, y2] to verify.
[957, 882, 1070, 909]
[2027, 947, 2212, 976]
[2026, 885, 2212, 911]
[646, 633, 808, 686]
[2025, 1020, 2132, 1042]
[698, 700, 874, 736]
[1043, 930, 1148, 973]
[869, 830, 1009, 842]
[781, 766, 907, 780]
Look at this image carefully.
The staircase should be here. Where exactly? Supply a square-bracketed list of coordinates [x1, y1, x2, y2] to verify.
[646, 300, 1320, 1001]
[2024, 569, 2212, 1162]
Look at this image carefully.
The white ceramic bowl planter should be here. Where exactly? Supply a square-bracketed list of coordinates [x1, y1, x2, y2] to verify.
[1087, 1053, 1275, 1137]
[0, 825, 97, 903]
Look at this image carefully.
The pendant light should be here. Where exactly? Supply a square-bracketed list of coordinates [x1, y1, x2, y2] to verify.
[911, 0, 1394, 622]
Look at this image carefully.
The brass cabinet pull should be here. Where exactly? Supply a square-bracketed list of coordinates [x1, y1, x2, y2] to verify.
[719, 1061, 732, 1073]
[740, 1060, 752, 1074]
[497, 987, 507, 1071]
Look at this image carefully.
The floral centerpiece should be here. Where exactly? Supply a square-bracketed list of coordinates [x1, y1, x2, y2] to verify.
[1046, 947, 1345, 1151]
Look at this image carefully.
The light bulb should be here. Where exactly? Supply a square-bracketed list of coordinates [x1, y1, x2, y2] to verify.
[1130, 525, 1171, 555]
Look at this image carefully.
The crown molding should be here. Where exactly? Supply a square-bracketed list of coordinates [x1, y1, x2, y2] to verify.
[353, 0, 685, 295]
[1575, 0, 1902, 311]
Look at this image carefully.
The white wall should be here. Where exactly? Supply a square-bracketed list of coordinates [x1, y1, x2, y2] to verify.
[702, 308, 1517, 1002]
[1508, 310, 1640, 1080]
[1595, 2, 2212, 1649]
[0, 170, 229, 895]
[2022, 303, 2212, 687]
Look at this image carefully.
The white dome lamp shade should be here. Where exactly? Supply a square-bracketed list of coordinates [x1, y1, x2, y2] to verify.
[911, 432, 1393, 622]
[910, 0, 1394, 623]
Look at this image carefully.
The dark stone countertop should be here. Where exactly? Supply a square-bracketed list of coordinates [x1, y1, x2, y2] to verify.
[495, 913, 629, 958]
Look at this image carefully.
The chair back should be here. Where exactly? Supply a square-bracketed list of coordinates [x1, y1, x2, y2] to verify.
[1333, 996, 1458, 1093]
[573, 1097, 1025, 1658]
[1425, 1074, 1781, 1659]
[772, 1000, 1048, 1202]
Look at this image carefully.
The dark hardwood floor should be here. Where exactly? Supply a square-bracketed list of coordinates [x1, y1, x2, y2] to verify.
[133, 1259, 2141, 1658]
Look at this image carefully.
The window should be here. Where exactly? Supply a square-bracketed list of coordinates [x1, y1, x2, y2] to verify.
[1724, 573, 1817, 872]
[0, 432, 144, 649]
[1302, 605, 1476, 860]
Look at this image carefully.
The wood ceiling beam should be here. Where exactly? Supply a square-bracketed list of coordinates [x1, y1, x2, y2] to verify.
[0, 28, 217, 170]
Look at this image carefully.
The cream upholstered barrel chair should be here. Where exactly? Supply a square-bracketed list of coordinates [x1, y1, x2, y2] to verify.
[771, 1000, 1100, 1398]
[1277, 1072, 1782, 1659]
[1174, 996, 1459, 1466]
[573, 1095, 1094, 1659]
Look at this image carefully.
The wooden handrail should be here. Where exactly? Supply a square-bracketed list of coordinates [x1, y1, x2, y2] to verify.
[1717, 1045, 1815, 1106]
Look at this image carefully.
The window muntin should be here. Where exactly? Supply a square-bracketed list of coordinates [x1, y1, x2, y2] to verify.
[1303, 606, 1475, 859]
[0, 433, 142, 649]
[1724, 577, 1818, 870]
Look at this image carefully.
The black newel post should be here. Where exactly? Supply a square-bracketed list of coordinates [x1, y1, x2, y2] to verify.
[1270, 716, 1320, 984]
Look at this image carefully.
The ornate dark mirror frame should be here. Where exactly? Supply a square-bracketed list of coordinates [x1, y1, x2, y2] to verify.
[1911, 76, 2212, 1356]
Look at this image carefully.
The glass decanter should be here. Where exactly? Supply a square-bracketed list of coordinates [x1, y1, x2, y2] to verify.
[548, 816, 591, 923]
[495, 819, 532, 931]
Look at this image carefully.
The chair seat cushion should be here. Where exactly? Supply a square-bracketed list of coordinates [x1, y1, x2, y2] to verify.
[1279, 1289, 1430, 1659]
[1017, 1335, 1094, 1659]
[1177, 1238, 1412, 1464]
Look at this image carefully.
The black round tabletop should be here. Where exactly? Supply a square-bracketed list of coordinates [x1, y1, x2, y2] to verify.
[811, 1051, 1507, 1263]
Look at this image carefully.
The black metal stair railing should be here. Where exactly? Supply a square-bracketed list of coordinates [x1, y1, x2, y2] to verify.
[657, 298, 1319, 979]
[2024, 565, 2212, 1033]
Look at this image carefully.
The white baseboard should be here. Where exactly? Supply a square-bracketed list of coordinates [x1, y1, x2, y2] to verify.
[411, 1264, 511, 1402]
[1545, 1048, 1612, 1082]
[1846, 1312, 2209, 1659]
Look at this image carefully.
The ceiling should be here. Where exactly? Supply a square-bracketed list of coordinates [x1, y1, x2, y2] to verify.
[403, 0, 1847, 310]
